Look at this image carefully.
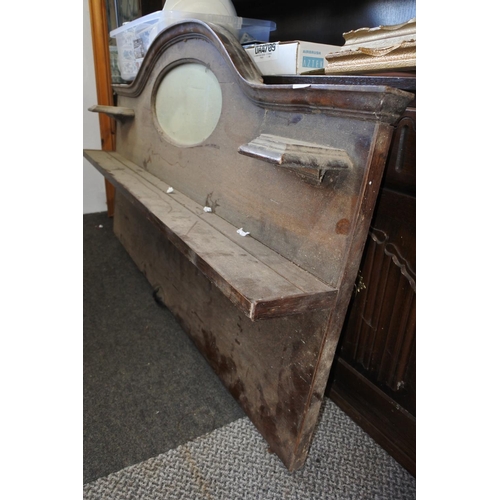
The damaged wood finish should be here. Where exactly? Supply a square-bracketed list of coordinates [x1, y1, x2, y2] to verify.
[85, 20, 414, 471]
[88, 104, 135, 121]
[115, 21, 410, 124]
[113, 191, 335, 471]
[238, 133, 353, 185]
[83, 149, 337, 321]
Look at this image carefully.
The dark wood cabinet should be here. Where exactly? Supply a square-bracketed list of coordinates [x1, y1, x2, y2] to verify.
[327, 91, 416, 476]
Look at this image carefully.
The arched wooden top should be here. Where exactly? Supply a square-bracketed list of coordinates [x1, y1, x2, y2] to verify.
[112, 19, 413, 124]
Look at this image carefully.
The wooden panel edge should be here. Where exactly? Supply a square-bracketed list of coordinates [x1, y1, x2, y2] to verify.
[253, 290, 337, 320]
[113, 20, 414, 124]
[88, 0, 116, 216]
[327, 358, 416, 476]
[83, 149, 337, 321]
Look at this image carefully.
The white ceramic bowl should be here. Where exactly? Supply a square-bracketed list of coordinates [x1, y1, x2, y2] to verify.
[163, 0, 237, 17]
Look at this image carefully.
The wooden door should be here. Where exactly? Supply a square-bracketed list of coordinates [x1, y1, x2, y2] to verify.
[87, 0, 116, 216]
[87, 0, 165, 216]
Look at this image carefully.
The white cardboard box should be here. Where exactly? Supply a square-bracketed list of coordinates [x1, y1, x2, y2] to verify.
[245, 40, 342, 75]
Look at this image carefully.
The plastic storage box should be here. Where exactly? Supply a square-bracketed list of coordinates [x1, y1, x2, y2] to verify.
[110, 10, 276, 81]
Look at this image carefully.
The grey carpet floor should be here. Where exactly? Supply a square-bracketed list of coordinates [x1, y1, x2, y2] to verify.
[84, 212, 244, 484]
[84, 398, 416, 499]
[84, 211, 416, 498]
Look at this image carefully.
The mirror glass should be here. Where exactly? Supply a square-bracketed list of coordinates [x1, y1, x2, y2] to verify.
[155, 63, 222, 146]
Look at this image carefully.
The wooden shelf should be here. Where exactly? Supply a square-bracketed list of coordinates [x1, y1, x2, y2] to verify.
[83, 150, 337, 320]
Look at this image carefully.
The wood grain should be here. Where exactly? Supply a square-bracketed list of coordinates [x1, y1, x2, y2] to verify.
[84, 149, 337, 321]
[83, 20, 414, 472]
[88, 0, 116, 215]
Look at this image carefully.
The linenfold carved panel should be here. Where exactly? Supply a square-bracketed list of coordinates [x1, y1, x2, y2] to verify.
[344, 227, 416, 395]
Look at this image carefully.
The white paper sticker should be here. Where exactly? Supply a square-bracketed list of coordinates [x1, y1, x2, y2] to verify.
[251, 42, 279, 61]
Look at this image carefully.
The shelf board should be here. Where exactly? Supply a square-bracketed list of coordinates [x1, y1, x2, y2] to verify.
[83, 150, 337, 320]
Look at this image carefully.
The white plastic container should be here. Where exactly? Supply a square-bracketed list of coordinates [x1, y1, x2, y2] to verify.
[110, 10, 276, 81]
[110, 11, 168, 81]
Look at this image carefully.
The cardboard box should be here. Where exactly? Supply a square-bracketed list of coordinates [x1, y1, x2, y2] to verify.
[245, 41, 342, 75]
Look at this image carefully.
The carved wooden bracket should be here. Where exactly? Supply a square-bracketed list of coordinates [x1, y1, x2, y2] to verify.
[238, 133, 352, 184]
[88, 104, 135, 121]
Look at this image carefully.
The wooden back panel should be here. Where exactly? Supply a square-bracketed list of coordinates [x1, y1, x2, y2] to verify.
[86, 20, 413, 471]
[112, 21, 411, 287]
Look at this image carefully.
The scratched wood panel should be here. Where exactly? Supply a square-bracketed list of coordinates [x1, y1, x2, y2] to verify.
[113, 191, 335, 471]
[111, 23, 411, 287]
[83, 149, 336, 320]
[85, 20, 414, 472]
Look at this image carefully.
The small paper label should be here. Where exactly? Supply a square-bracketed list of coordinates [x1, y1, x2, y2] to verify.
[251, 42, 279, 61]
[237, 228, 250, 237]
[302, 56, 324, 69]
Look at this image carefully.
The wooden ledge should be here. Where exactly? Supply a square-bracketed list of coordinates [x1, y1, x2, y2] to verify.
[88, 104, 135, 121]
[83, 150, 337, 320]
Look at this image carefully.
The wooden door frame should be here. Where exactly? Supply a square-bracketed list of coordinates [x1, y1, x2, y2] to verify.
[88, 0, 116, 216]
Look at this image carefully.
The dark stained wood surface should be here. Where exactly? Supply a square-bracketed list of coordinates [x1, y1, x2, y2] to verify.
[110, 21, 412, 288]
[113, 191, 336, 471]
[113, 21, 412, 125]
[327, 101, 416, 475]
[264, 74, 416, 94]
[85, 20, 414, 471]
[84, 149, 337, 321]
[328, 358, 416, 475]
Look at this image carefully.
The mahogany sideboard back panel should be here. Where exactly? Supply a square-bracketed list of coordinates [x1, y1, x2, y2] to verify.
[84, 21, 414, 471]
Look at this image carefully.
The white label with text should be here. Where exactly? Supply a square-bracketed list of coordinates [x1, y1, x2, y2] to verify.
[251, 42, 279, 61]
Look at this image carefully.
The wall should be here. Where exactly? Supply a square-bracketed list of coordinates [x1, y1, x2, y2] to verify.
[83, 0, 107, 214]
